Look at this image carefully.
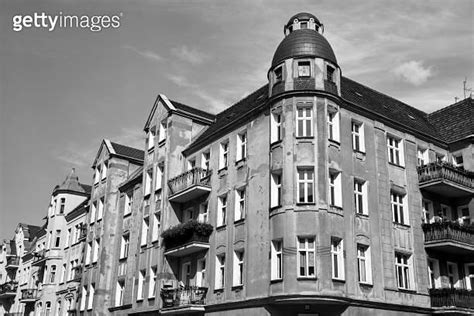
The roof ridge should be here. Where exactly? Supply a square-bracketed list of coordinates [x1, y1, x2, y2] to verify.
[342, 76, 429, 117]
[428, 96, 472, 116]
[216, 84, 268, 117]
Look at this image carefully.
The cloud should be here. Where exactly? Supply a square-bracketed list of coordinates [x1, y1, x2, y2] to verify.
[167, 74, 198, 88]
[113, 127, 144, 150]
[171, 46, 208, 65]
[124, 45, 163, 63]
[393, 60, 434, 86]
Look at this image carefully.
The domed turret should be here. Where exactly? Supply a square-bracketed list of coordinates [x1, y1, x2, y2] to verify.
[268, 13, 340, 98]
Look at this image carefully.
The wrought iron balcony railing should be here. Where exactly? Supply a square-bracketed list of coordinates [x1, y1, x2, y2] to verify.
[162, 220, 213, 257]
[6, 256, 20, 269]
[430, 288, 474, 309]
[418, 162, 473, 195]
[32, 250, 46, 266]
[161, 286, 207, 309]
[422, 222, 474, 245]
[0, 281, 18, 297]
[20, 288, 39, 302]
[168, 167, 211, 203]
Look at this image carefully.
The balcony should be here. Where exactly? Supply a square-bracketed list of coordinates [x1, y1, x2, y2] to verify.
[422, 222, 474, 255]
[430, 288, 474, 312]
[161, 286, 207, 315]
[0, 282, 18, 299]
[162, 220, 212, 257]
[168, 168, 211, 203]
[20, 288, 39, 303]
[32, 249, 46, 266]
[5, 256, 20, 270]
[418, 162, 474, 198]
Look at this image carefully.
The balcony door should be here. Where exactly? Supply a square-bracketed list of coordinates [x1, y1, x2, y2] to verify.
[457, 206, 470, 225]
[181, 261, 192, 287]
[447, 262, 460, 288]
[465, 263, 474, 290]
[183, 208, 194, 222]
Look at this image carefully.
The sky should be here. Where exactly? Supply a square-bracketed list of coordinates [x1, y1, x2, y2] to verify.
[0, 0, 472, 240]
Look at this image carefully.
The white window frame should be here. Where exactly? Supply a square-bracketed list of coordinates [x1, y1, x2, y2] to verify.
[116, 280, 125, 307]
[357, 244, 372, 284]
[120, 233, 130, 259]
[270, 172, 282, 208]
[395, 252, 413, 290]
[137, 270, 145, 300]
[235, 188, 246, 221]
[90, 202, 96, 224]
[101, 162, 107, 180]
[391, 192, 408, 225]
[417, 147, 428, 166]
[147, 129, 155, 150]
[215, 254, 225, 290]
[270, 112, 282, 144]
[196, 258, 206, 287]
[87, 284, 95, 310]
[331, 238, 345, 280]
[297, 60, 311, 77]
[296, 105, 313, 138]
[201, 151, 211, 171]
[329, 171, 342, 207]
[464, 263, 474, 290]
[271, 240, 283, 280]
[80, 286, 87, 311]
[198, 202, 209, 223]
[85, 242, 92, 265]
[297, 237, 315, 277]
[148, 266, 157, 298]
[354, 179, 368, 215]
[158, 120, 167, 143]
[427, 258, 440, 289]
[457, 205, 470, 225]
[144, 169, 153, 196]
[152, 212, 160, 242]
[124, 192, 133, 216]
[155, 165, 163, 191]
[327, 108, 340, 142]
[387, 135, 405, 166]
[447, 261, 460, 288]
[236, 132, 247, 162]
[97, 197, 104, 221]
[297, 169, 314, 204]
[422, 199, 433, 224]
[351, 121, 365, 152]
[233, 250, 244, 286]
[141, 217, 149, 247]
[217, 195, 227, 227]
[92, 238, 99, 263]
[219, 142, 229, 170]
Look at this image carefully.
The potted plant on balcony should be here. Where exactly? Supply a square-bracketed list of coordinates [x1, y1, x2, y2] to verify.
[161, 220, 213, 249]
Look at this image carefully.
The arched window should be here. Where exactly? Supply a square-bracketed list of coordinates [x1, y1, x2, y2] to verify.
[45, 301, 52, 316]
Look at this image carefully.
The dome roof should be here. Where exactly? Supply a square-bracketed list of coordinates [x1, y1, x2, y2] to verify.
[271, 29, 337, 68]
[286, 12, 321, 27]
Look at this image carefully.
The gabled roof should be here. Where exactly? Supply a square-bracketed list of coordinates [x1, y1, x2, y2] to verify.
[144, 94, 215, 132]
[92, 139, 144, 168]
[427, 97, 473, 144]
[183, 85, 268, 155]
[17, 223, 42, 241]
[341, 77, 441, 140]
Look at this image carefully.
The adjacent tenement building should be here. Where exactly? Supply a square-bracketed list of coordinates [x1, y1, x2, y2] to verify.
[1, 11, 472, 316]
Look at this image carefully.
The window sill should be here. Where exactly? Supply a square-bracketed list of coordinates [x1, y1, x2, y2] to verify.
[234, 219, 245, 226]
[119, 257, 127, 262]
[123, 212, 132, 219]
[328, 139, 341, 148]
[398, 288, 417, 294]
[329, 205, 343, 210]
[297, 277, 317, 281]
[270, 205, 282, 211]
[136, 298, 144, 302]
[158, 139, 166, 147]
[393, 222, 411, 229]
[214, 288, 224, 293]
[216, 225, 226, 231]
[218, 167, 228, 177]
[108, 304, 132, 312]
[332, 278, 346, 283]
[388, 162, 405, 169]
[147, 147, 155, 153]
[151, 239, 159, 244]
[235, 159, 246, 169]
[354, 151, 366, 161]
[147, 296, 156, 300]
[270, 140, 282, 148]
[296, 202, 316, 206]
[270, 278, 283, 284]
[231, 285, 243, 291]
[359, 282, 373, 287]
[356, 213, 369, 219]
[296, 136, 314, 141]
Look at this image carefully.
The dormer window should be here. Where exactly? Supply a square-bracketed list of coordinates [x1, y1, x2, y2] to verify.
[300, 21, 308, 29]
[298, 61, 311, 77]
[274, 67, 283, 83]
[327, 65, 335, 83]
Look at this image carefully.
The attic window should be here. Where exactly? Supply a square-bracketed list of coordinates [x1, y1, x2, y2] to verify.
[300, 21, 308, 29]
[298, 61, 311, 77]
[408, 114, 416, 120]
[275, 67, 283, 83]
[355, 92, 363, 97]
[326, 65, 335, 83]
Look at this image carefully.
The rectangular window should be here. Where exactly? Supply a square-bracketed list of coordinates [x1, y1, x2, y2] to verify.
[141, 217, 149, 246]
[80, 286, 87, 311]
[219, 142, 229, 170]
[88, 284, 95, 309]
[331, 238, 345, 280]
[298, 61, 311, 77]
[97, 197, 104, 221]
[236, 132, 247, 162]
[116, 280, 125, 306]
[296, 106, 313, 137]
[395, 253, 412, 290]
[147, 130, 155, 150]
[217, 195, 227, 227]
[201, 151, 211, 171]
[327, 65, 335, 82]
[391, 192, 408, 225]
[154, 165, 163, 192]
[94, 166, 101, 184]
[101, 162, 107, 180]
[145, 169, 153, 196]
[198, 202, 209, 223]
[354, 179, 368, 215]
[149, 267, 157, 298]
[92, 238, 100, 263]
[270, 112, 282, 144]
[329, 171, 342, 207]
[351, 121, 365, 152]
[233, 250, 244, 286]
[270, 172, 282, 208]
[124, 192, 133, 216]
[158, 120, 167, 143]
[60, 263, 66, 283]
[196, 258, 206, 287]
[297, 237, 315, 277]
[152, 212, 160, 242]
[271, 240, 283, 280]
[49, 265, 57, 283]
[465, 264, 474, 290]
[447, 262, 460, 288]
[298, 169, 314, 204]
[215, 254, 225, 289]
[458, 206, 470, 225]
[90, 202, 96, 224]
[59, 198, 66, 214]
[417, 148, 428, 166]
[422, 200, 433, 224]
[54, 230, 61, 248]
[120, 234, 130, 259]
[85, 242, 92, 265]
[453, 154, 464, 168]
[235, 188, 246, 221]
[137, 270, 145, 300]
[65, 228, 71, 248]
[357, 245, 372, 284]
[327, 109, 340, 142]
[387, 136, 404, 166]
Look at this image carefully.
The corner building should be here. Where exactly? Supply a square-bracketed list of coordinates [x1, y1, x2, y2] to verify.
[109, 12, 473, 316]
